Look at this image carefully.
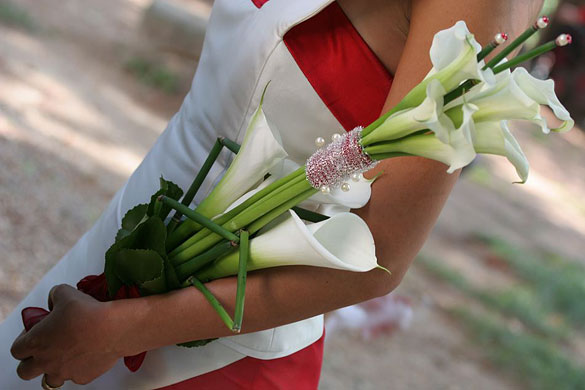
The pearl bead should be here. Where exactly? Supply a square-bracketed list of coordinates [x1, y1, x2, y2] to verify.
[331, 133, 341, 142]
[341, 182, 351, 192]
[314, 137, 325, 148]
[351, 173, 361, 182]
[320, 185, 331, 195]
[494, 33, 508, 45]
[536, 16, 549, 29]
[556, 34, 572, 47]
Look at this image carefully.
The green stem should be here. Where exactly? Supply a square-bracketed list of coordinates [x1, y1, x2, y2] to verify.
[170, 177, 313, 264]
[169, 167, 305, 257]
[484, 24, 538, 70]
[361, 103, 406, 139]
[233, 230, 249, 332]
[159, 195, 240, 243]
[247, 188, 317, 234]
[492, 40, 556, 74]
[168, 167, 305, 251]
[368, 152, 413, 161]
[167, 138, 224, 234]
[220, 137, 241, 154]
[225, 179, 313, 232]
[477, 42, 498, 62]
[186, 277, 235, 331]
[444, 79, 478, 105]
[176, 240, 236, 280]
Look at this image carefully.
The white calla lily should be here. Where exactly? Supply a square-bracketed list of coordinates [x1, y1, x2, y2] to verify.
[512, 67, 574, 133]
[392, 21, 490, 111]
[466, 73, 540, 124]
[196, 100, 288, 218]
[365, 94, 477, 174]
[446, 67, 574, 135]
[474, 121, 529, 183]
[429, 21, 482, 71]
[196, 210, 378, 281]
[361, 80, 448, 146]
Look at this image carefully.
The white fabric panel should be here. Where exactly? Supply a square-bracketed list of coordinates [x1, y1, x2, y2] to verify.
[0, 0, 344, 388]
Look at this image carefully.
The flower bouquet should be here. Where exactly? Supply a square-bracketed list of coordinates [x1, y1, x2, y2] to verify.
[21, 18, 574, 372]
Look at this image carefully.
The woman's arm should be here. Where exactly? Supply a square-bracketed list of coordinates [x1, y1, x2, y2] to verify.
[11, 0, 543, 385]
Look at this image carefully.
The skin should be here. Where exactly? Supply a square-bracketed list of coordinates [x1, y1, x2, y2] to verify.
[11, 0, 543, 386]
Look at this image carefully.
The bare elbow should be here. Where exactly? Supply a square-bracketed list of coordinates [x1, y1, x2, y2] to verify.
[361, 265, 405, 300]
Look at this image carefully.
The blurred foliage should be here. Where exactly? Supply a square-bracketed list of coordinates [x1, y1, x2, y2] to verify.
[125, 57, 180, 94]
[479, 235, 585, 329]
[418, 256, 569, 340]
[418, 233, 585, 389]
[0, 1, 36, 31]
[452, 307, 585, 390]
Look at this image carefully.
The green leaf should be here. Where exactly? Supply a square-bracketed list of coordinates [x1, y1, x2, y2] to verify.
[105, 217, 168, 297]
[164, 256, 181, 290]
[116, 204, 149, 242]
[177, 338, 217, 348]
[148, 177, 184, 220]
[113, 249, 167, 295]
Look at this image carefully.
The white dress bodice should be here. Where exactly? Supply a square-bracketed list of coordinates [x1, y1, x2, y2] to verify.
[0, 0, 358, 388]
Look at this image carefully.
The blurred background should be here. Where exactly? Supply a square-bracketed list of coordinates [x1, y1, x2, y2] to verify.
[1, 0, 584, 388]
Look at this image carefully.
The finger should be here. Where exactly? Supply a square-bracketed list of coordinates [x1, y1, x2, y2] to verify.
[44, 374, 65, 389]
[16, 358, 44, 381]
[48, 284, 74, 310]
[11, 331, 34, 360]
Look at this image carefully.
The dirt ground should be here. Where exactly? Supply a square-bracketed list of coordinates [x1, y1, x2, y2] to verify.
[1, 1, 584, 389]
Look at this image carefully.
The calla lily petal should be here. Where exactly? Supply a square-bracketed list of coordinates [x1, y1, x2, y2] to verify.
[196, 100, 288, 218]
[196, 210, 378, 280]
[362, 80, 447, 145]
[396, 21, 490, 111]
[366, 102, 477, 174]
[469, 73, 540, 124]
[512, 67, 574, 133]
[474, 121, 529, 183]
[308, 174, 374, 210]
[426, 21, 493, 90]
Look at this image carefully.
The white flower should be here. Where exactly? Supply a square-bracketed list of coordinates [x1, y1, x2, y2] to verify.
[447, 67, 574, 134]
[196, 98, 288, 218]
[512, 67, 574, 133]
[474, 121, 529, 183]
[361, 80, 448, 146]
[196, 210, 378, 280]
[364, 99, 477, 174]
[397, 21, 492, 111]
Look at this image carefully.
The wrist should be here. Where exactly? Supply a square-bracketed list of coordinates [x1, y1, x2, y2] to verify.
[105, 297, 154, 357]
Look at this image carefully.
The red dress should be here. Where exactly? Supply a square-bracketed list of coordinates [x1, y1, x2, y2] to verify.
[160, 2, 392, 389]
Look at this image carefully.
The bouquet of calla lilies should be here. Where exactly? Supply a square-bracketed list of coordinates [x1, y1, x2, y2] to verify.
[21, 18, 575, 372]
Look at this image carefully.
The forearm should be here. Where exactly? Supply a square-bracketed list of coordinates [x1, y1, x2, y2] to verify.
[114, 158, 458, 357]
[112, 265, 387, 356]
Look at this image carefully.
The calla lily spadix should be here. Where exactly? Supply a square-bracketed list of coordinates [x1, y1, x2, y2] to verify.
[195, 210, 378, 281]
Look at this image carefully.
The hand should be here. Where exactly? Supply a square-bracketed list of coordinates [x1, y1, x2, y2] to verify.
[10, 284, 123, 386]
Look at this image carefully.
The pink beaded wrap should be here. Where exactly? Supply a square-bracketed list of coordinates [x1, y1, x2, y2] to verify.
[305, 127, 377, 190]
